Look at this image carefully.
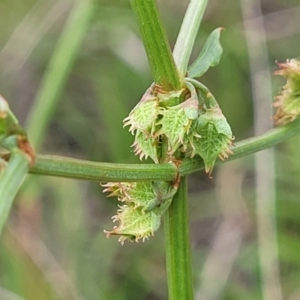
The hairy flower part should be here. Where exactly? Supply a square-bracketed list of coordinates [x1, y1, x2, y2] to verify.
[189, 107, 233, 177]
[127, 182, 156, 207]
[132, 132, 159, 163]
[156, 97, 199, 155]
[101, 182, 133, 201]
[273, 59, 300, 124]
[102, 180, 177, 243]
[102, 181, 176, 211]
[104, 205, 162, 244]
[123, 86, 161, 163]
[124, 97, 158, 134]
[123, 86, 190, 163]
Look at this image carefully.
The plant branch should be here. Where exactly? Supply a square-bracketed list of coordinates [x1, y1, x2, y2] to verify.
[29, 155, 177, 182]
[28, 119, 300, 181]
[129, 2, 194, 298]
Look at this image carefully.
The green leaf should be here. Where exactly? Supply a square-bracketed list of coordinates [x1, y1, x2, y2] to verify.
[187, 28, 223, 79]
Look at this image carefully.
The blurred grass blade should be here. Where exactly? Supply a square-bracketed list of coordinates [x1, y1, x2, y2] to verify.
[0, 0, 71, 76]
[188, 28, 223, 78]
[25, 0, 94, 149]
[0, 149, 31, 236]
[173, 0, 208, 73]
[0, 287, 26, 300]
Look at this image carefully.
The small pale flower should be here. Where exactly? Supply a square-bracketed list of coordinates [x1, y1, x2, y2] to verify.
[273, 59, 300, 124]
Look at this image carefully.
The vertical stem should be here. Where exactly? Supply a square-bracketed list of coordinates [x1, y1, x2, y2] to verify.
[164, 177, 193, 300]
[129, 1, 197, 298]
[130, 0, 182, 91]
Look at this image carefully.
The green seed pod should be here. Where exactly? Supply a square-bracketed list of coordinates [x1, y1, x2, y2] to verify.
[123, 96, 158, 135]
[102, 180, 177, 243]
[132, 132, 159, 163]
[273, 59, 300, 124]
[104, 205, 162, 244]
[189, 107, 233, 177]
[123, 85, 161, 163]
[156, 96, 199, 156]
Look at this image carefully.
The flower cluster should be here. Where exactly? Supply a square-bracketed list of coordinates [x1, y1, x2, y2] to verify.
[124, 80, 233, 176]
[102, 181, 177, 244]
[103, 27, 233, 243]
[273, 59, 300, 124]
[103, 81, 233, 243]
[106, 79, 233, 243]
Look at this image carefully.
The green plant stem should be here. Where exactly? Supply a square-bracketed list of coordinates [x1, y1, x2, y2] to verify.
[179, 118, 300, 175]
[29, 119, 300, 181]
[29, 155, 177, 182]
[0, 149, 31, 236]
[173, 0, 208, 74]
[129, 0, 182, 90]
[164, 177, 193, 300]
[25, 0, 94, 149]
[129, 0, 193, 294]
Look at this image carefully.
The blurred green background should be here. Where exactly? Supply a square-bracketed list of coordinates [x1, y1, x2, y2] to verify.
[1, 0, 300, 299]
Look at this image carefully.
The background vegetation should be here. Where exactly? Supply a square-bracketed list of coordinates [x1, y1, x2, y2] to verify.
[0, 0, 300, 299]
